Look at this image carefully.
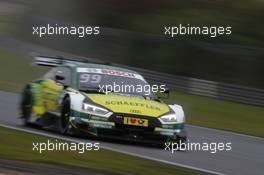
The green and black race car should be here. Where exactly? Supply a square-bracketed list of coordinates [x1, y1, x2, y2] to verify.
[20, 56, 186, 144]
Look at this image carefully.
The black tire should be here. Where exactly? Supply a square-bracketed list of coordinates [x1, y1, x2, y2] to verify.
[175, 130, 187, 145]
[160, 133, 187, 149]
[21, 87, 33, 126]
[59, 96, 71, 134]
[177, 136, 187, 145]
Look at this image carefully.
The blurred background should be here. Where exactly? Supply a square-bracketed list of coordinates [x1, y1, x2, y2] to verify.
[0, 1, 264, 174]
[1, 0, 264, 88]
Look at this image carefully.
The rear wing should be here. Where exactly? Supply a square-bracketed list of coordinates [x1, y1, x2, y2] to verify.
[33, 55, 111, 67]
[34, 56, 64, 67]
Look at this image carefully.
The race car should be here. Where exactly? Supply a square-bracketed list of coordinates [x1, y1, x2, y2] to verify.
[20, 56, 186, 145]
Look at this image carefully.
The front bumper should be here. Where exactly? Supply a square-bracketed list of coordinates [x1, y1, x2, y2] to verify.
[69, 115, 186, 144]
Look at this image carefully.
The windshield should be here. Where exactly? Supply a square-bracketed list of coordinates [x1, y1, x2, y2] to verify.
[77, 68, 155, 98]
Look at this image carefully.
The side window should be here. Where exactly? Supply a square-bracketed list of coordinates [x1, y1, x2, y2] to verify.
[54, 67, 71, 87]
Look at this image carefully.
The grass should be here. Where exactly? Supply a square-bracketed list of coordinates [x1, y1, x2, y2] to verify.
[0, 48, 49, 92]
[0, 48, 263, 137]
[169, 92, 264, 137]
[0, 126, 204, 175]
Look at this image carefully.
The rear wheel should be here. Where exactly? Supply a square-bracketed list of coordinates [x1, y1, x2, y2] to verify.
[21, 87, 33, 126]
[59, 96, 71, 134]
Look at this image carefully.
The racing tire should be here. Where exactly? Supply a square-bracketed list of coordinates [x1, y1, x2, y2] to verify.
[21, 86, 33, 126]
[160, 133, 187, 149]
[59, 96, 71, 134]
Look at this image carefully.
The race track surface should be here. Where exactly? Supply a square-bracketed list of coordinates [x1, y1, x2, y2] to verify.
[0, 91, 263, 175]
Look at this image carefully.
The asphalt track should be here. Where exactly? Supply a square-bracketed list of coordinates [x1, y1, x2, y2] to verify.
[0, 91, 263, 175]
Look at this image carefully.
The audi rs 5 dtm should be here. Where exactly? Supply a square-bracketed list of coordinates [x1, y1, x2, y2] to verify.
[19, 56, 186, 145]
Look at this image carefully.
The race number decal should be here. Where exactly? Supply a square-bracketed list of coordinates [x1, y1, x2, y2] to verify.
[79, 74, 102, 84]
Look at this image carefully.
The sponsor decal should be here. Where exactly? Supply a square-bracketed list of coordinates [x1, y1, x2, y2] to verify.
[77, 68, 144, 80]
[105, 100, 161, 111]
[124, 117, 148, 127]
[88, 94, 170, 117]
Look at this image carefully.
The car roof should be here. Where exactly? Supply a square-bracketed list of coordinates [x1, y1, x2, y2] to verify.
[65, 62, 139, 74]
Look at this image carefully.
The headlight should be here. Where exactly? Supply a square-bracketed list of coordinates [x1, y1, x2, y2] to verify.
[160, 114, 177, 123]
[82, 103, 109, 116]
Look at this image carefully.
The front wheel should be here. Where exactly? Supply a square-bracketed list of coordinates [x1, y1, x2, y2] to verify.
[59, 96, 71, 134]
